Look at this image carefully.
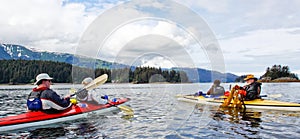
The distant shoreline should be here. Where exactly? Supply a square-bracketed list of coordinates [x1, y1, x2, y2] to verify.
[0, 83, 75, 86]
[2, 81, 300, 86]
[258, 80, 300, 83]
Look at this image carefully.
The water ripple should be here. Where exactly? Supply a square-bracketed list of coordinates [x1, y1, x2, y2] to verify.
[0, 83, 299, 138]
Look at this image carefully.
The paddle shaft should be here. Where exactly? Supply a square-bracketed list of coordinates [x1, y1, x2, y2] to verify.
[70, 74, 108, 97]
[260, 94, 282, 98]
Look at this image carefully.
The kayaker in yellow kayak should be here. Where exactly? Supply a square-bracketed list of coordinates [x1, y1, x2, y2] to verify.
[206, 79, 225, 95]
[27, 73, 72, 112]
[237, 74, 262, 100]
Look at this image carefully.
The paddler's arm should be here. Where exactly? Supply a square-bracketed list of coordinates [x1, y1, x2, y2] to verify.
[44, 89, 71, 107]
[257, 86, 261, 97]
[206, 86, 213, 95]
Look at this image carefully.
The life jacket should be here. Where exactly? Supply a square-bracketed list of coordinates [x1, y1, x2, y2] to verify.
[27, 91, 44, 111]
[27, 86, 48, 111]
[244, 82, 262, 100]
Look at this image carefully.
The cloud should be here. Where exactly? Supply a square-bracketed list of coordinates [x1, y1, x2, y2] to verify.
[98, 20, 211, 69]
[76, 0, 224, 72]
[0, 0, 116, 53]
[0, 0, 222, 71]
[176, 0, 229, 13]
[185, 0, 300, 40]
[220, 27, 300, 76]
[1, 0, 300, 77]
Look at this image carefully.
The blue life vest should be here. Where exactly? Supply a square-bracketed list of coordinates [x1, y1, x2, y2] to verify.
[27, 91, 43, 111]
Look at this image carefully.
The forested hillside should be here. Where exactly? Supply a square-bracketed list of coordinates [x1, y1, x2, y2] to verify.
[0, 44, 238, 83]
[0, 60, 189, 84]
[0, 60, 72, 84]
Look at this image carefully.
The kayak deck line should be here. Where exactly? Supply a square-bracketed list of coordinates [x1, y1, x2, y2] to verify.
[206, 100, 300, 107]
[0, 98, 129, 132]
[178, 95, 300, 111]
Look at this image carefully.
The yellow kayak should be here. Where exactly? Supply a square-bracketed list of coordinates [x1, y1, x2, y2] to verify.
[177, 95, 300, 111]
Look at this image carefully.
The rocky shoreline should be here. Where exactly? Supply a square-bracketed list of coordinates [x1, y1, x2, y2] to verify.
[259, 77, 300, 82]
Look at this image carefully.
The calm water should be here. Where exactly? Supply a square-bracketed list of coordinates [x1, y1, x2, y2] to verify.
[0, 83, 299, 138]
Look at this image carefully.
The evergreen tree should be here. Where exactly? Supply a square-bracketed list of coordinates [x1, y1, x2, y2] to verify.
[261, 65, 298, 80]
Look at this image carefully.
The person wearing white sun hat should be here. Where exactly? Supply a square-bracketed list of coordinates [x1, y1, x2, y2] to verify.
[76, 77, 108, 105]
[27, 73, 72, 112]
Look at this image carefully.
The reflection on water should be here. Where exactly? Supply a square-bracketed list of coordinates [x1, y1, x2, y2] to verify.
[29, 127, 66, 138]
[211, 106, 262, 127]
[192, 104, 264, 138]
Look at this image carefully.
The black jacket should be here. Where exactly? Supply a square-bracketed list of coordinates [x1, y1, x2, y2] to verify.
[244, 82, 262, 100]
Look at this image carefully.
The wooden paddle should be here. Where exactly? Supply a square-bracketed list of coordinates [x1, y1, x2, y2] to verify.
[72, 74, 134, 116]
[71, 74, 108, 97]
[84, 74, 108, 91]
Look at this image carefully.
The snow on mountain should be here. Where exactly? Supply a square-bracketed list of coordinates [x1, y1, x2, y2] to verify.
[0, 43, 116, 69]
[0, 43, 75, 63]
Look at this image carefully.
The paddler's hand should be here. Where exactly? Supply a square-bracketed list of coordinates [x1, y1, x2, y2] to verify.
[234, 85, 240, 90]
[234, 85, 244, 90]
[64, 94, 71, 99]
[69, 88, 77, 96]
[101, 95, 109, 100]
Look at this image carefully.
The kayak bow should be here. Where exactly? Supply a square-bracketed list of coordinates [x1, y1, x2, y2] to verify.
[0, 98, 129, 132]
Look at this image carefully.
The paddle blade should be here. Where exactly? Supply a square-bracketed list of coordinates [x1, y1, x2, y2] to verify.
[268, 94, 282, 98]
[84, 74, 108, 91]
[260, 94, 282, 98]
[118, 105, 134, 116]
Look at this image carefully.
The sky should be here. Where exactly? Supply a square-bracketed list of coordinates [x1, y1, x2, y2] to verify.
[1, 0, 300, 77]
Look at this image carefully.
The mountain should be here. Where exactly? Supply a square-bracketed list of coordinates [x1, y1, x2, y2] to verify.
[173, 68, 239, 83]
[0, 43, 239, 82]
[0, 44, 75, 63]
[0, 44, 118, 69]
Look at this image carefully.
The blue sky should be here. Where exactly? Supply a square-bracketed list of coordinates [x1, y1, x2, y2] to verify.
[1, 0, 300, 77]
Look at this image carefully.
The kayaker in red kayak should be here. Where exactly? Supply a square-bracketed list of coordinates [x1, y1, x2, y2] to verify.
[76, 77, 108, 105]
[236, 74, 262, 100]
[206, 79, 225, 95]
[27, 73, 72, 112]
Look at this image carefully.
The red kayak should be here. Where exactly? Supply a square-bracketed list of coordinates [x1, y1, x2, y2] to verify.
[0, 98, 129, 132]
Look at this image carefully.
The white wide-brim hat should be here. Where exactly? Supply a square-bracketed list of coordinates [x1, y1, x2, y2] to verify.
[34, 73, 53, 85]
[81, 77, 93, 86]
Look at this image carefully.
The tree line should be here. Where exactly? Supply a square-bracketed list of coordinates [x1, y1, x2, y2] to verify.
[260, 65, 298, 80]
[0, 59, 189, 84]
[0, 59, 72, 84]
[107, 67, 189, 83]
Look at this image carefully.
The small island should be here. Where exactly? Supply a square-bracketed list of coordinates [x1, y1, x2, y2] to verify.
[236, 65, 300, 82]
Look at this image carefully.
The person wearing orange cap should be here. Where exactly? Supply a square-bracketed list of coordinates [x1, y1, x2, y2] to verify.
[241, 74, 262, 100]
